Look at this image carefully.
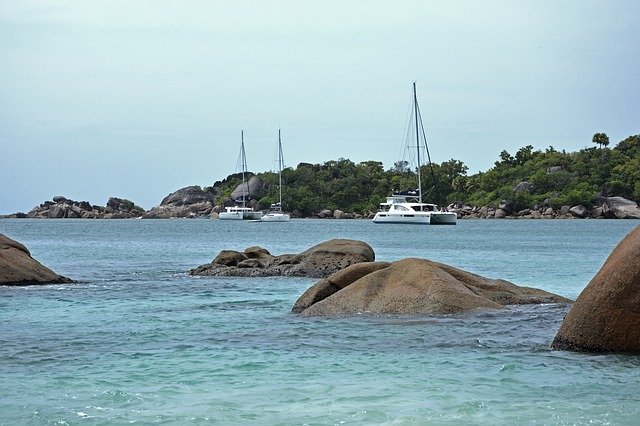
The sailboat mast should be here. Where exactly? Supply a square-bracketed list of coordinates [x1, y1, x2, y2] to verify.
[241, 130, 246, 208]
[278, 129, 283, 208]
[413, 82, 422, 206]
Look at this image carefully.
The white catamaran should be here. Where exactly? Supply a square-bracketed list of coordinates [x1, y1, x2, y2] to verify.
[372, 83, 457, 225]
[261, 129, 290, 222]
[219, 131, 263, 220]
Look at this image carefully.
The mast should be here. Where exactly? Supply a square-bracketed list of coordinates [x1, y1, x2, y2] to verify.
[413, 82, 422, 206]
[241, 130, 247, 208]
[278, 129, 283, 209]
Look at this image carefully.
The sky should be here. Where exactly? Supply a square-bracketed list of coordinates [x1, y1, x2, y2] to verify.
[1, 1, 639, 214]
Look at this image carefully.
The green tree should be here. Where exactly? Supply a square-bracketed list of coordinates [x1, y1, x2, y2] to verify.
[592, 132, 610, 148]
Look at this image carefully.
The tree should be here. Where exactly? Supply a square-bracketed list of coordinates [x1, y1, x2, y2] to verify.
[592, 132, 610, 148]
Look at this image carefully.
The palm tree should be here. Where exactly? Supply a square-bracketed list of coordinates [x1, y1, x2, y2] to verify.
[592, 132, 610, 148]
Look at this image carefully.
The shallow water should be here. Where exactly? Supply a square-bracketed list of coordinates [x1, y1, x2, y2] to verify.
[1, 218, 639, 424]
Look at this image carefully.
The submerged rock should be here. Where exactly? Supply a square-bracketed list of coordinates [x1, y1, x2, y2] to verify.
[552, 225, 640, 353]
[293, 258, 570, 317]
[0, 234, 73, 286]
[190, 239, 375, 278]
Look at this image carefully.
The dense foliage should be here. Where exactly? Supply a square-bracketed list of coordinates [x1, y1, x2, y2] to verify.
[218, 134, 640, 215]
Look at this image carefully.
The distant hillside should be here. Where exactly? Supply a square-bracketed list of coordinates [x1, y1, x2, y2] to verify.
[218, 134, 639, 215]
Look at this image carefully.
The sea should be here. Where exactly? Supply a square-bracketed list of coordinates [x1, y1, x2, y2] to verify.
[1, 218, 639, 425]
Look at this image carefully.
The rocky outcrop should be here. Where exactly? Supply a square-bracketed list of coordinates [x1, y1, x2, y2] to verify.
[15, 196, 144, 219]
[450, 196, 640, 220]
[597, 196, 640, 219]
[229, 176, 267, 202]
[552, 225, 640, 353]
[293, 258, 570, 316]
[190, 239, 375, 278]
[142, 186, 218, 219]
[0, 234, 73, 286]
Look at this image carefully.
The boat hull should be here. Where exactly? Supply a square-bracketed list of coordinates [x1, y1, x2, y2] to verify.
[372, 211, 456, 225]
[260, 213, 290, 222]
[219, 211, 263, 220]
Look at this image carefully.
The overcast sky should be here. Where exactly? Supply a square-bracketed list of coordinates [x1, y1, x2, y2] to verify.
[1, 1, 638, 214]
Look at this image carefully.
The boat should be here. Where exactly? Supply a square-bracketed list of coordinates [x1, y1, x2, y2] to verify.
[261, 129, 290, 222]
[219, 131, 263, 220]
[372, 83, 457, 225]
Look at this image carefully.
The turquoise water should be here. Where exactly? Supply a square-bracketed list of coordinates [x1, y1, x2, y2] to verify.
[1, 219, 639, 424]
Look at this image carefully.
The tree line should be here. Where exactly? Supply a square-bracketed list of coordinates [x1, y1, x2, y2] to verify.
[216, 133, 640, 216]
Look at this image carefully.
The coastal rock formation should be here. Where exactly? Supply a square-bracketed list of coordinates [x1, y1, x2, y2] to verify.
[16, 196, 144, 219]
[552, 225, 640, 353]
[597, 196, 640, 219]
[0, 234, 73, 286]
[449, 196, 640, 220]
[142, 186, 218, 219]
[293, 258, 570, 316]
[229, 176, 267, 202]
[190, 239, 375, 278]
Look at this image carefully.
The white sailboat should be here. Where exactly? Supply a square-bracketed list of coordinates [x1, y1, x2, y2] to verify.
[261, 129, 290, 222]
[372, 83, 457, 225]
[219, 131, 263, 220]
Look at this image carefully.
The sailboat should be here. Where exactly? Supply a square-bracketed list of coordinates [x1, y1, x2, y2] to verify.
[261, 129, 290, 222]
[372, 83, 457, 225]
[219, 130, 263, 220]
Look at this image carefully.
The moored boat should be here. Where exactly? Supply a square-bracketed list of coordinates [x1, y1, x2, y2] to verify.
[372, 82, 456, 225]
[219, 130, 263, 221]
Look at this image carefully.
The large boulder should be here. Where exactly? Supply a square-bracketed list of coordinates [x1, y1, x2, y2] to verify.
[596, 196, 640, 219]
[0, 234, 73, 286]
[143, 186, 216, 218]
[190, 239, 374, 278]
[229, 176, 267, 202]
[294, 258, 570, 317]
[160, 185, 216, 206]
[569, 205, 588, 218]
[552, 225, 640, 353]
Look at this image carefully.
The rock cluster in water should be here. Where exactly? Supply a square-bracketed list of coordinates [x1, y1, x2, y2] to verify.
[293, 258, 571, 316]
[0, 234, 73, 286]
[8, 196, 145, 219]
[552, 224, 640, 353]
[190, 239, 374, 278]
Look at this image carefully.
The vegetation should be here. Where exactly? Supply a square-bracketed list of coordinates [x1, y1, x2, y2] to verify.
[215, 134, 640, 215]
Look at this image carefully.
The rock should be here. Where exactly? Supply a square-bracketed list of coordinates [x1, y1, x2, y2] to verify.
[596, 196, 640, 219]
[294, 258, 570, 317]
[212, 250, 248, 266]
[514, 181, 536, 193]
[498, 200, 513, 214]
[190, 239, 375, 278]
[547, 166, 563, 173]
[292, 262, 391, 313]
[552, 225, 640, 353]
[0, 234, 73, 286]
[494, 208, 507, 219]
[317, 209, 333, 218]
[590, 206, 604, 218]
[161, 186, 215, 206]
[516, 209, 531, 216]
[560, 205, 571, 216]
[543, 207, 554, 216]
[333, 210, 347, 219]
[48, 205, 66, 218]
[530, 210, 542, 219]
[569, 205, 588, 218]
[244, 246, 271, 259]
[143, 186, 216, 219]
[229, 176, 267, 202]
[52, 196, 68, 203]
